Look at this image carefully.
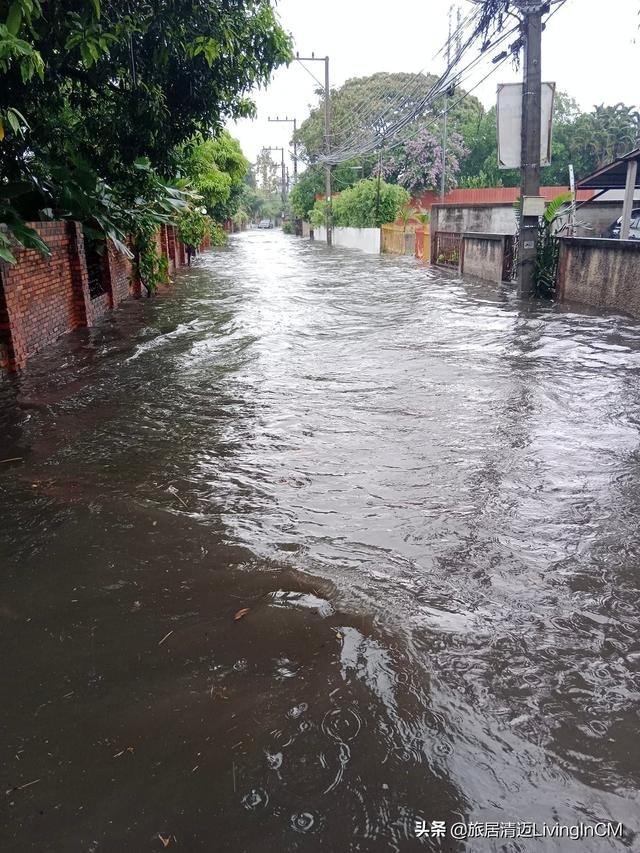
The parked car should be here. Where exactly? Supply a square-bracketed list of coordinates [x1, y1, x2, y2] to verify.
[604, 209, 640, 239]
[258, 218, 273, 229]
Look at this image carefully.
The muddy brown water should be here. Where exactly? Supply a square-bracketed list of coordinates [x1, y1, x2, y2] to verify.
[1, 230, 640, 852]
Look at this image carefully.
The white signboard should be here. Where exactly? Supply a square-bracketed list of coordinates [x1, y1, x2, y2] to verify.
[497, 82, 555, 169]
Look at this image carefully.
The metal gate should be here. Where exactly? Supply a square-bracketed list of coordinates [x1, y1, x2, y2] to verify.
[432, 232, 462, 269]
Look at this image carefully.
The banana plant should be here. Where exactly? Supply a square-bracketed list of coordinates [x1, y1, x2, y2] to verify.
[534, 191, 572, 296]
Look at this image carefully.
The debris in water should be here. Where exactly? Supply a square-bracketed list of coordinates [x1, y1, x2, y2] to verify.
[158, 834, 171, 848]
[158, 631, 173, 646]
[113, 747, 134, 758]
[234, 608, 250, 621]
[6, 779, 40, 794]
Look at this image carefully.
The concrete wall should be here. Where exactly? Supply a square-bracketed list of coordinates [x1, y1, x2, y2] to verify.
[431, 203, 517, 236]
[461, 234, 508, 283]
[557, 237, 640, 317]
[313, 226, 381, 254]
[431, 200, 637, 240]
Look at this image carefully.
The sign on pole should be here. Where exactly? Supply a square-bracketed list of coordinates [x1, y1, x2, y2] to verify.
[497, 82, 556, 169]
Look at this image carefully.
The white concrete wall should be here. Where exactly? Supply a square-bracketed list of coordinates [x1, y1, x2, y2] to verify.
[312, 226, 381, 254]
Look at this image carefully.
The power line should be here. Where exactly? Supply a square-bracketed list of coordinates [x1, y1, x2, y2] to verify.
[297, 7, 480, 161]
[321, 0, 567, 165]
[324, 18, 521, 163]
[321, 12, 507, 161]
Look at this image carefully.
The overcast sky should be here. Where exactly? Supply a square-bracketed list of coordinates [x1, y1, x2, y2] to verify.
[228, 0, 639, 176]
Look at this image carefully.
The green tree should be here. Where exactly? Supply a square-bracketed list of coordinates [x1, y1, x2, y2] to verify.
[295, 72, 483, 166]
[176, 132, 249, 223]
[289, 161, 364, 219]
[255, 149, 279, 193]
[316, 178, 409, 228]
[459, 94, 640, 188]
[458, 106, 518, 187]
[0, 0, 291, 255]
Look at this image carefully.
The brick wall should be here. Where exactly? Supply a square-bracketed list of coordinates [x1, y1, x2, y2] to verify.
[0, 222, 91, 369]
[0, 220, 198, 371]
[106, 244, 133, 306]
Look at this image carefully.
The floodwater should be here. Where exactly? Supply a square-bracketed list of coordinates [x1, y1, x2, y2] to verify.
[1, 230, 640, 852]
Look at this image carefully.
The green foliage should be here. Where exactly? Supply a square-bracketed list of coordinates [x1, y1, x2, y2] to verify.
[281, 221, 293, 234]
[459, 170, 503, 189]
[458, 106, 518, 187]
[534, 192, 573, 297]
[310, 179, 409, 229]
[333, 179, 409, 228]
[543, 191, 572, 224]
[0, 191, 50, 263]
[176, 208, 208, 249]
[397, 202, 417, 231]
[289, 168, 324, 220]
[255, 149, 279, 194]
[232, 207, 249, 231]
[0, 0, 291, 260]
[176, 132, 249, 223]
[136, 240, 168, 294]
[1, 1, 291, 184]
[236, 170, 282, 224]
[459, 95, 640, 188]
[290, 161, 371, 220]
[309, 200, 326, 228]
[209, 223, 227, 246]
[295, 73, 483, 166]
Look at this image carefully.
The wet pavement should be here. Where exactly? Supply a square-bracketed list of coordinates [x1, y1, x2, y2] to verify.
[1, 230, 640, 851]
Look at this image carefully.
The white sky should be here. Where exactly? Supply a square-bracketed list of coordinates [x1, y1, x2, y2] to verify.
[228, 0, 639, 175]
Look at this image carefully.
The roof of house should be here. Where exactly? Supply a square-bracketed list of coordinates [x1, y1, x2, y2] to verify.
[577, 148, 640, 190]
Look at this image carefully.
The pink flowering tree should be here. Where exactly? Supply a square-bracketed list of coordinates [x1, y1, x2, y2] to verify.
[374, 128, 468, 195]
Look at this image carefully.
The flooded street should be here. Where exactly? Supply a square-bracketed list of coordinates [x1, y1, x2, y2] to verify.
[2, 229, 640, 851]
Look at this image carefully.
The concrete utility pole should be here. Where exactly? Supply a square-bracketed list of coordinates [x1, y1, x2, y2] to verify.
[518, 1, 543, 297]
[267, 116, 298, 183]
[440, 6, 453, 203]
[296, 53, 332, 245]
[324, 56, 332, 246]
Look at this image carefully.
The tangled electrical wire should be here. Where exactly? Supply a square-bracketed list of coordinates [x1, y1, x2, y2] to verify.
[312, 0, 566, 167]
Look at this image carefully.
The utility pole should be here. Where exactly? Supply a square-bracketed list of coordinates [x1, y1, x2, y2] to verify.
[267, 116, 298, 182]
[296, 52, 331, 245]
[518, 2, 543, 297]
[440, 6, 454, 202]
[324, 55, 332, 246]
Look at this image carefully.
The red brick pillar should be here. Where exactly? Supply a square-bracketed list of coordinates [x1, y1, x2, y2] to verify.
[167, 225, 177, 272]
[66, 221, 92, 327]
[160, 225, 170, 266]
[0, 263, 25, 370]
